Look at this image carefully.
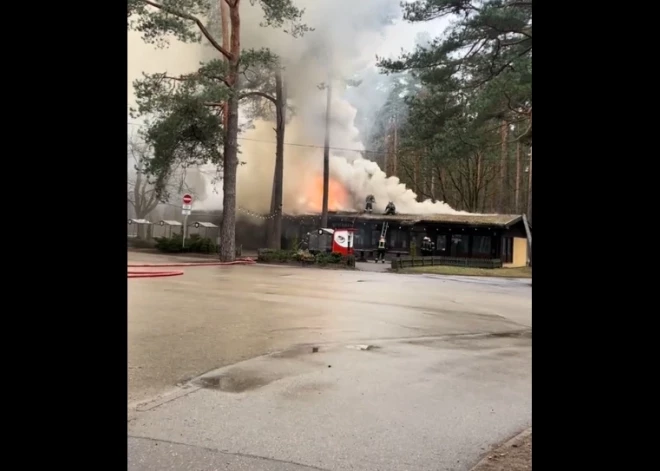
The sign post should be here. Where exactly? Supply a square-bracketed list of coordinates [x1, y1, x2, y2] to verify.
[182, 194, 193, 248]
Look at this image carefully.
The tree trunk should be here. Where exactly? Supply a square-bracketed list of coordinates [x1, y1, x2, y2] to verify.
[134, 174, 143, 215]
[219, 1, 241, 262]
[268, 67, 285, 249]
[321, 77, 332, 228]
[499, 121, 509, 212]
[475, 151, 482, 210]
[220, 1, 230, 53]
[438, 168, 449, 203]
[514, 142, 521, 213]
[413, 153, 420, 198]
[430, 164, 436, 201]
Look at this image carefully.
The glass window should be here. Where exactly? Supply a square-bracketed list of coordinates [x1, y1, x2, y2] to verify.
[371, 230, 380, 247]
[436, 235, 448, 253]
[502, 237, 513, 263]
[451, 234, 469, 257]
[389, 229, 402, 249]
[354, 231, 364, 249]
[472, 236, 492, 258]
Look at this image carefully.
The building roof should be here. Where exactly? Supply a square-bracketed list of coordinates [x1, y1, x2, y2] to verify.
[160, 220, 182, 226]
[193, 221, 219, 228]
[192, 209, 523, 228]
[128, 218, 151, 225]
[291, 211, 523, 228]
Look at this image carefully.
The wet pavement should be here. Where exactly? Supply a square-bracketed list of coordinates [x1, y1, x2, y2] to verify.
[355, 260, 391, 272]
[128, 252, 531, 470]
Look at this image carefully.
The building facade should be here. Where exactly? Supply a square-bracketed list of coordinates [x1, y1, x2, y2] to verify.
[283, 212, 529, 268]
[183, 210, 530, 268]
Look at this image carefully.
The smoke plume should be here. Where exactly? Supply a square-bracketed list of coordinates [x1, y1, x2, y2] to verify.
[129, 1, 465, 215]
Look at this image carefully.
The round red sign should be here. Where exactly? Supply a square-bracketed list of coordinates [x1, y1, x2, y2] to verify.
[182, 194, 193, 204]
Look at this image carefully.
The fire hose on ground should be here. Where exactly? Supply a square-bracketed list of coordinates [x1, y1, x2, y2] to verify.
[127, 258, 256, 278]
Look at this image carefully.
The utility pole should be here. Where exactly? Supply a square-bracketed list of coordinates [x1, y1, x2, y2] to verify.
[526, 147, 532, 267]
[514, 142, 521, 213]
[321, 75, 332, 228]
[393, 112, 398, 175]
[527, 147, 532, 222]
[220, 0, 230, 129]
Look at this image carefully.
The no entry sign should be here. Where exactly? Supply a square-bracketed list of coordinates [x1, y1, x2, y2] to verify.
[182, 194, 193, 205]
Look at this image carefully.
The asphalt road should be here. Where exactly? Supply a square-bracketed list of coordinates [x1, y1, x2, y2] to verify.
[128, 252, 531, 470]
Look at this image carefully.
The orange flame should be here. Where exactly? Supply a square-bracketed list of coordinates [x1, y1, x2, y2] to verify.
[302, 175, 350, 212]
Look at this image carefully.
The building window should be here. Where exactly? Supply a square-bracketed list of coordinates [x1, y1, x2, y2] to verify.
[502, 237, 513, 264]
[436, 235, 448, 254]
[472, 236, 492, 259]
[450, 234, 470, 257]
[354, 231, 365, 249]
[371, 230, 381, 247]
[388, 229, 405, 249]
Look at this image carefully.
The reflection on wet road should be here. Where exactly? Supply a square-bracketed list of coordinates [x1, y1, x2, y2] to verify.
[128, 252, 531, 403]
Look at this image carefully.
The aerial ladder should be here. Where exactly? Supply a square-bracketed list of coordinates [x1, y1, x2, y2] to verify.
[380, 221, 389, 240]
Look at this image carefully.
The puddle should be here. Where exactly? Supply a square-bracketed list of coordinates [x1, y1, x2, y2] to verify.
[193, 372, 274, 393]
[408, 330, 532, 351]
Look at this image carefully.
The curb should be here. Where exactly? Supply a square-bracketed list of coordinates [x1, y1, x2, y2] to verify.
[469, 427, 531, 470]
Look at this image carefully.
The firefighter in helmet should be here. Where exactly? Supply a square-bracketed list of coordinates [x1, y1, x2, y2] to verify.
[377, 235, 387, 263]
[421, 236, 435, 257]
[384, 201, 396, 215]
[365, 194, 375, 213]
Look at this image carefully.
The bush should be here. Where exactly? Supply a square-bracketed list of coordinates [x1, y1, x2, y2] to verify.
[257, 248, 354, 268]
[289, 236, 300, 250]
[315, 252, 356, 268]
[154, 233, 217, 254]
[292, 249, 315, 263]
[314, 252, 341, 265]
[128, 237, 156, 249]
[257, 248, 296, 263]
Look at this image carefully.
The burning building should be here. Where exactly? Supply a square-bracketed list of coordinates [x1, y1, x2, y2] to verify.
[282, 211, 529, 268]
[190, 160, 529, 268]
[191, 207, 529, 268]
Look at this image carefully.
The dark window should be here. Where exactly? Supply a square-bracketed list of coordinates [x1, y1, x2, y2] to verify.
[436, 235, 448, 253]
[451, 234, 470, 257]
[388, 229, 406, 249]
[410, 233, 421, 250]
[371, 230, 380, 247]
[472, 236, 492, 258]
[502, 237, 513, 264]
[354, 231, 365, 249]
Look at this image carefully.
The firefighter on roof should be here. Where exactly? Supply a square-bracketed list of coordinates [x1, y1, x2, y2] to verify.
[365, 194, 375, 213]
[384, 201, 396, 215]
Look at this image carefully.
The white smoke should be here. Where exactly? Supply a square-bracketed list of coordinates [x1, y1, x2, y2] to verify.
[329, 157, 467, 215]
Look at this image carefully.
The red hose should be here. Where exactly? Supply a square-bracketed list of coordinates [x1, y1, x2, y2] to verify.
[127, 258, 256, 278]
[128, 258, 255, 268]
